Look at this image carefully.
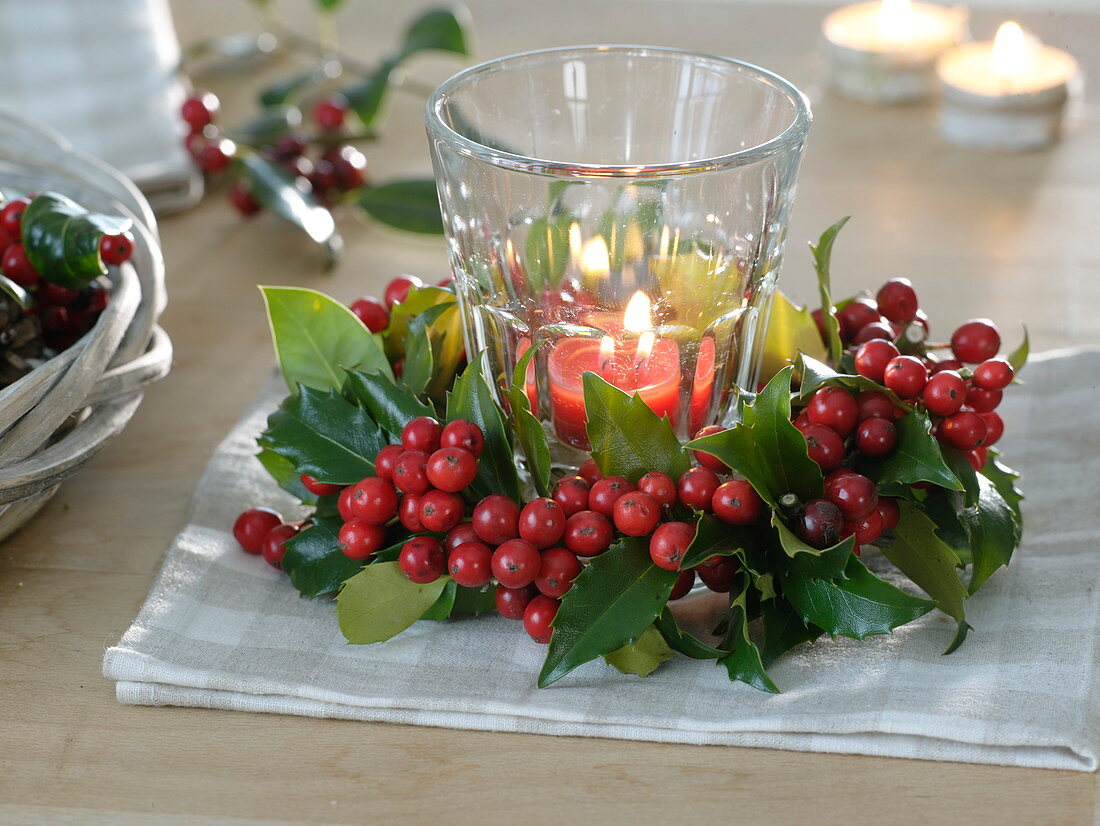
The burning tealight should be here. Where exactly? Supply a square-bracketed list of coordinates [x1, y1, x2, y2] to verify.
[937, 21, 1081, 150]
[823, 0, 967, 104]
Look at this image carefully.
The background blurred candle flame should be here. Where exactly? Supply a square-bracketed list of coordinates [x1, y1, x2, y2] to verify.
[992, 21, 1036, 82]
[878, 0, 914, 44]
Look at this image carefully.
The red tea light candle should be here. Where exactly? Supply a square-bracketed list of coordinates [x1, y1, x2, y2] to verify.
[689, 336, 716, 435]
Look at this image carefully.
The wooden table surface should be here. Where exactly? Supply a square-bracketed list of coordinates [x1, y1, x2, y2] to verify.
[3, 1, 1099, 822]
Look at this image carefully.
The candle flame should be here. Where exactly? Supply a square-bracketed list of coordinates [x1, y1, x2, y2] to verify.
[579, 236, 610, 276]
[877, 0, 913, 44]
[568, 222, 583, 268]
[992, 21, 1036, 80]
[623, 291, 652, 334]
[635, 331, 656, 364]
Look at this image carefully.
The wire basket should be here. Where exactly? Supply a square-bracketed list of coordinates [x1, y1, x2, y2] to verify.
[0, 110, 171, 541]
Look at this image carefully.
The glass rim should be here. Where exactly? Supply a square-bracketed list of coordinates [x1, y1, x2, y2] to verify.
[424, 45, 812, 179]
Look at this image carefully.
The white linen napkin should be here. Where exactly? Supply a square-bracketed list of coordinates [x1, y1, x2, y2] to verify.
[104, 349, 1100, 771]
[0, 0, 201, 212]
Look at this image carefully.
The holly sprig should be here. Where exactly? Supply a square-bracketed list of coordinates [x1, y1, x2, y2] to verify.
[251, 218, 1026, 691]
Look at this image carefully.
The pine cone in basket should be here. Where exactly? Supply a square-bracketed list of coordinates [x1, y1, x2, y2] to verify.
[0, 291, 43, 388]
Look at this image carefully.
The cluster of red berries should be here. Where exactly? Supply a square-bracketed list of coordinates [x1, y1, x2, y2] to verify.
[181, 91, 369, 217]
[346, 274, 426, 334]
[818, 278, 1010, 470]
[0, 196, 125, 351]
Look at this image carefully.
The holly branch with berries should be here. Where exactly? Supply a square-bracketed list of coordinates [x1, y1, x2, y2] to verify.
[235, 218, 1026, 691]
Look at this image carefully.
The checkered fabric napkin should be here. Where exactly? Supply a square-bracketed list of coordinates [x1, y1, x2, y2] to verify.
[0, 0, 200, 212]
[104, 349, 1100, 771]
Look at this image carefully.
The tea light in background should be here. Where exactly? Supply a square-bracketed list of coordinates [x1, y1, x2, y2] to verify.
[823, 0, 967, 104]
[937, 21, 1080, 150]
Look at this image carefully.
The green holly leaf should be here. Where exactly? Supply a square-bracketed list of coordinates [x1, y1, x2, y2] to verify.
[782, 554, 935, 641]
[881, 502, 968, 621]
[420, 580, 457, 620]
[957, 475, 1018, 594]
[259, 68, 318, 107]
[808, 217, 849, 365]
[680, 514, 760, 569]
[255, 448, 317, 503]
[344, 369, 435, 442]
[760, 598, 822, 668]
[603, 625, 675, 677]
[422, 580, 498, 620]
[231, 106, 303, 145]
[760, 290, 829, 383]
[1007, 325, 1029, 374]
[337, 563, 451, 644]
[22, 192, 131, 289]
[718, 574, 780, 693]
[774, 518, 857, 574]
[687, 423, 774, 506]
[539, 538, 678, 687]
[343, 61, 394, 128]
[941, 445, 981, 507]
[446, 357, 521, 502]
[383, 286, 464, 399]
[239, 154, 343, 268]
[506, 343, 551, 498]
[400, 7, 470, 57]
[282, 517, 365, 597]
[582, 371, 690, 483]
[797, 354, 910, 409]
[261, 286, 391, 393]
[402, 309, 439, 396]
[982, 451, 1024, 530]
[654, 608, 725, 660]
[944, 619, 973, 655]
[861, 411, 963, 492]
[260, 385, 387, 484]
[523, 213, 573, 292]
[359, 179, 444, 234]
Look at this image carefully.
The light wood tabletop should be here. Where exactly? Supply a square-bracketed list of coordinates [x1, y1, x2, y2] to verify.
[2, 1, 1099, 822]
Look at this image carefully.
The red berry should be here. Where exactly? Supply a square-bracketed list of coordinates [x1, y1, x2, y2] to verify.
[613, 491, 661, 536]
[940, 411, 988, 451]
[229, 182, 261, 216]
[399, 536, 446, 583]
[698, 557, 741, 592]
[837, 299, 881, 342]
[853, 321, 895, 345]
[692, 425, 728, 472]
[491, 538, 541, 588]
[578, 458, 603, 485]
[951, 319, 1001, 364]
[973, 358, 1014, 391]
[824, 470, 878, 522]
[418, 489, 465, 533]
[0, 197, 29, 240]
[393, 450, 431, 495]
[337, 486, 356, 522]
[677, 467, 720, 511]
[856, 416, 897, 457]
[843, 508, 884, 546]
[301, 474, 341, 497]
[384, 275, 424, 308]
[350, 296, 389, 332]
[535, 547, 582, 598]
[637, 471, 676, 507]
[2, 243, 39, 286]
[85, 283, 109, 313]
[338, 519, 387, 560]
[38, 282, 79, 307]
[588, 476, 636, 518]
[440, 420, 485, 458]
[399, 494, 424, 532]
[375, 444, 403, 481]
[471, 494, 520, 545]
[967, 446, 989, 470]
[181, 91, 219, 129]
[495, 584, 536, 620]
[401, 416, 443, 453]
[443, 522, 479, 554]
[552, 475, 590, 517]
[563, 510, 613, 557]
[855, 339, 900, 384]
[523, 595, 559, 644]
[331, 145, 368, 191]
[711, 480, 764, 526]
[426, 447, 478, 492]
[347, 476, 398, 524]
[931, 358, 964, 374]
[670, 570, 696, 600]
[980, 411, 1004, 446]
[797, 499, 845, 548]
[799, 422, 845, 472]
[197, 138, 234, 172]
[876, 497, 901, 532]
[447, 541, 493, 587]
[922, 370, 967, 417]
[261, 523, 301, 568]
[313, 95, 349, 131]
[518, 497, 567, 548]
[876, 278, 919, 324]
[806, 386, 859, 437]
[649, 521, 695, 571]
[233, 507, 283, 554]
[274, 133, 307, 159]
[966, 386, 1002, 413]
[856, 390, 895, 421]
[883, 355, 927, 399]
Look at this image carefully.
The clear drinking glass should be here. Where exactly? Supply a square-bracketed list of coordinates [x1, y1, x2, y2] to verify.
[426, 46, 812, 468]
